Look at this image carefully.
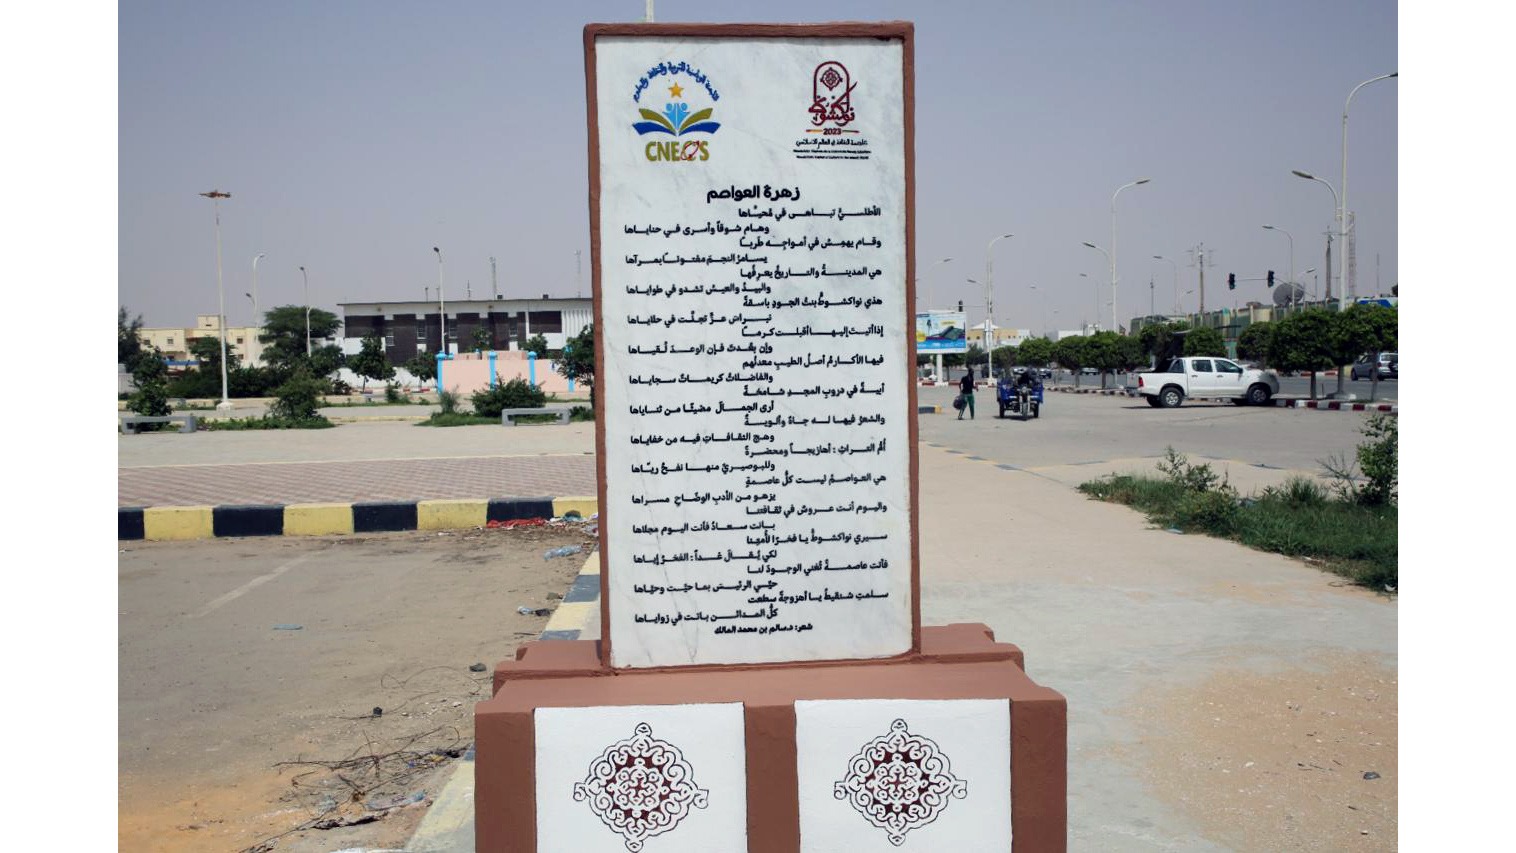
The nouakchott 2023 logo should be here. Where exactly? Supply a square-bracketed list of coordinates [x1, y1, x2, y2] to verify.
[632, 61, 722, 162]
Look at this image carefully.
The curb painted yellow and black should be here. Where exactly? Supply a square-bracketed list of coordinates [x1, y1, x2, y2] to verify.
[117, 496, 599, 541]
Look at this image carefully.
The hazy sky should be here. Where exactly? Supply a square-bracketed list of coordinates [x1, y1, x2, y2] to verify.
[118, 0, 1397, 333]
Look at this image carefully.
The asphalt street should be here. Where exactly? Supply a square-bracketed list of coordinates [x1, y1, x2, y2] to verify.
[918, 384, 1378, 478]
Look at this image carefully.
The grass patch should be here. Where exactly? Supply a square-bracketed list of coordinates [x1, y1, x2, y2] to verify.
[1080, 451, 1396, 590]
[416, 412, 497, 427]
[200, 415, 335, 430]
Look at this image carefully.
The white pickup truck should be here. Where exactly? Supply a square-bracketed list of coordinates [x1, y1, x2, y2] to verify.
[1135, 356, 1280, 408]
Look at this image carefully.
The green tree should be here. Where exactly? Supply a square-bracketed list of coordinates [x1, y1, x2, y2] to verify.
[1236, 322, 1274, 366]
[524, 333, 549, 357]
[1111, 333, 1146, 377]
[127, 348, 171, 417]
[991, 345, 1018, 374]
[1329, 304, 1398, 399]
[269, 367, 326, 421]
[118, 306, 146, 368]
[1137, 320, 1189, 366]
[309, 343, 346, 382]
[470, 326, 493, 352]
[1015, 337, 1054, 369]
[188, 335, 241, 375]
[1270, 309, 1336, 399]
[556, 324, 596, 405]
[1183, 327, 1227, 357]
[1052, 335, 1088, 386]
[349, 334, 395, 392]
[258, 305, 342, 373]
[404, 352, 436, 384]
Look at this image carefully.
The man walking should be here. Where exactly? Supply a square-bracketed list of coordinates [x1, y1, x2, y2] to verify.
[958, 366, 976, 420]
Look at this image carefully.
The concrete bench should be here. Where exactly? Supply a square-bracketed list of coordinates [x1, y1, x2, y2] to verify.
[500, 407, 572, 426]
[121, 415, 197, 434]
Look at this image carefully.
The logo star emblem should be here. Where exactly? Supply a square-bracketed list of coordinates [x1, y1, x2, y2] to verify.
[668, 82, 684, 98]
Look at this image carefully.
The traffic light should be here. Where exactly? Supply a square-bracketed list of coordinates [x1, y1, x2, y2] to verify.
[1227, 273, 1236, 291]
[1267, 270, 1275, 287]
[957, 300, 964, 313]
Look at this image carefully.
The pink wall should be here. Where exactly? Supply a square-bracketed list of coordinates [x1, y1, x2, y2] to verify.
[435, 351, 581, 398]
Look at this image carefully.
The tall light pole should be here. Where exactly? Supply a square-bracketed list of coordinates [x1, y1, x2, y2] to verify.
[251, 252, 265, 330]
[199, 190, 234, 411]
[1262, 225, 1294, 297]
[984, 233, 1013, 378]
[1152, 255, 1178, 314]
[1110, 178, 1151, 332]
[1081, 243, 1111, 330]
[433, 247, 446, 355]
[299, 265, 311, 356]
[1341, 72, 1397, 306]
[1291, 170, 1340, 303]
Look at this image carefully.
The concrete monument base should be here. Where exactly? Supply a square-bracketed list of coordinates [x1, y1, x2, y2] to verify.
[475, 623, 1065, 852]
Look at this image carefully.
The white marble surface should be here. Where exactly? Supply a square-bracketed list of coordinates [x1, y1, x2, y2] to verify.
[795, 698, 1011, 852]
[536, 702, 747, 852]
[594, 35, 913, 668]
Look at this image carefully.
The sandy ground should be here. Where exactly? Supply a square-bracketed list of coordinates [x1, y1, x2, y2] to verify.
[1123, 651, 1397, 851]
[118, 525, 593, 853]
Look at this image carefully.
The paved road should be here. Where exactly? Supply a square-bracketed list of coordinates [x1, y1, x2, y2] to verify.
[935, 369, 1398, 403]
[918, 384, 1378, 488]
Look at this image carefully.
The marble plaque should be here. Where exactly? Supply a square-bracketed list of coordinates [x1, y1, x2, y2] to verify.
[535, 703, 748, 852]
[592, 33, 914, 668]
[794, 698, 1011, 852]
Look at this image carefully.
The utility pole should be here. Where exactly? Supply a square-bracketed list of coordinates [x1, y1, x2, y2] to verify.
[1149, 274, 1155, 317]
[1323, 232, 1333, 303]
[490, 256, 498, 298]
[576, 250, 583, 297]
[1186, 243, 1213, 316]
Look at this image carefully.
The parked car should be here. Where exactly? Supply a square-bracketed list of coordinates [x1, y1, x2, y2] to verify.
[1350, 352, 1397, 381]
[1135, 356, 1280, 408]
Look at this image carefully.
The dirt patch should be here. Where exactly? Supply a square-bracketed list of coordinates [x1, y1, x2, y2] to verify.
[1124, 650, 1397, 851]
[119, 524, 595, 852]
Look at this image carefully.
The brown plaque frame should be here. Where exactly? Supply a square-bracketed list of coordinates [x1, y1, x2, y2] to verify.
[585, 21, 919, 670]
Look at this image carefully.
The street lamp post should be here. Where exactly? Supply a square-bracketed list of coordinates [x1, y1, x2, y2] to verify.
[984, 233, 1013, 378]
[433, 247, 446, 355]
[1081, 243, 1111, 330]
[1262, 225, 1294, 297]
[199, 190, 234, 411]
[1291, 170, 1340, 303]
[1341, 72, 1397, 305]
[1152, 255, 1179, 315]
[250, 252, 266, 332]
[302, 269, 316, 354]
[1110, 178, 1151, 332]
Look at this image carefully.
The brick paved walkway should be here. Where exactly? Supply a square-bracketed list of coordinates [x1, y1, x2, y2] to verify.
[118, 455, 599, 507]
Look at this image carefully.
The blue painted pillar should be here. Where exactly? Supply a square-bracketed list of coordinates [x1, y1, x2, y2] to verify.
[527, 351, 537, 386]
[435, 352, 445, 394]
[488, 351, 497, 388]
[563, 344, 575, 392]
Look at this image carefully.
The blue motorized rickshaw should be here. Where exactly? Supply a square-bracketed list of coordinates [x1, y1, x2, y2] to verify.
[996, 370, 1043, 420]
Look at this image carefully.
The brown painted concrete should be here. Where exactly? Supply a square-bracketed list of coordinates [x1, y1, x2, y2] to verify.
[476, 623, 1065, 852]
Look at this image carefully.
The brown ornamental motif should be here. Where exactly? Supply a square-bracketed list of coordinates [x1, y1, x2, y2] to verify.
[834, 718, 968, 846]
[572, 722, 709, 852]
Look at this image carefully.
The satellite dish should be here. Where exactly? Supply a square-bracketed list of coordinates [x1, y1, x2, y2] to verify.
[1272, 282, 1306, 306]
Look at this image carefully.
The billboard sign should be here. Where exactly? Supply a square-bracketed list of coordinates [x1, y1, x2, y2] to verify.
[914, 311, 967, 352]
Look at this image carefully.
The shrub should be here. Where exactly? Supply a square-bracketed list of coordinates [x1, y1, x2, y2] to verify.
[471, 378, 546, 418]
[437, 388, 461, 415]
[384, 382, 405, 404]
[1321, 413, 1398, 507]
[270, 369, 325, 421]
[127, 352, 172, 418]
[570, 405, 595, 422]
[1155, 446, 1224, 493]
